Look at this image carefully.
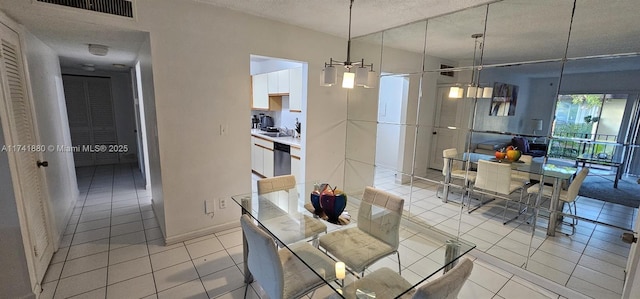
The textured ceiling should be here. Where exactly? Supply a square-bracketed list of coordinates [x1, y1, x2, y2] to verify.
[194, 0, 494, 38]
[1, 0, 639, 75]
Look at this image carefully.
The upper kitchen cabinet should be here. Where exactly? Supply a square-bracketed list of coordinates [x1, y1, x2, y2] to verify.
[252, 67, 303, 111]
[289, 67, 302, 112]
[268, 69, 290, 95]
[252, 73, 269, 110]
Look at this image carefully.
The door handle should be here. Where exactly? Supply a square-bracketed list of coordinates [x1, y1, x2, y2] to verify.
[622, 232, 637, 244]
[37, 160, 48, 168]
[432, 132, 437, 135]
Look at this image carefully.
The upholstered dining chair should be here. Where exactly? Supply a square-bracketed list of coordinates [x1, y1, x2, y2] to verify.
[336, 258, 474, 299]
[473, 160, 528, 225]
[257, 175, 326, 247]
[240, 215, 336, 299]
[257, 174, 296, 194]
[319, 186, 404, 277]
[527, 168, 589, 235]
[511, 154, 533, 184]
[442, 148, 477, 202]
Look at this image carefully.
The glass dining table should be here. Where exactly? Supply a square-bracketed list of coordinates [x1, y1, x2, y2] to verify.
[442, 152, 578, 236]
[232, 183, 476, 298]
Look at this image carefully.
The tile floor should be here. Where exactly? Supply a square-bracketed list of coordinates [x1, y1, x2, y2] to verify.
[371, 167, 636, 299]
[40, 164, 634, 298]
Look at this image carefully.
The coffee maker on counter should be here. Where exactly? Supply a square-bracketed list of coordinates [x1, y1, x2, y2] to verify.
[251, 115, 260, 129]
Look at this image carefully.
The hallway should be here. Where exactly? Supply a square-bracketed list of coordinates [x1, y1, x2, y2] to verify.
[39, 164, 257, 298]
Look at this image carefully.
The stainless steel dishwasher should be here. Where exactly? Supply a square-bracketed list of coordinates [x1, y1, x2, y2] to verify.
[273, 142, 291, 176]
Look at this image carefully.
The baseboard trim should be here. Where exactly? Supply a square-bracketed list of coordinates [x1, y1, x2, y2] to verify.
[164, 221, 240, 246]
[55, 189, 80, 250]
[470, 248, 590, 299]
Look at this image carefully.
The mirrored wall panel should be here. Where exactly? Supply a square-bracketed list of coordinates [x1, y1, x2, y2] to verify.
[345, 1, 639, 297]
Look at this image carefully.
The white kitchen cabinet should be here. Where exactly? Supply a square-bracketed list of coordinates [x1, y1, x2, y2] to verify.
[252, 145, 263, 175]
[267, 71, 279, 94]
[277, 69, 290, 94]
[267, 69, 290, 95]
[291, 145, 301, 182]
[263, 147, 274, 177]
[252, 136, 274, 177]
[252, 73, 269, 110]
[289, 67, 302, 112]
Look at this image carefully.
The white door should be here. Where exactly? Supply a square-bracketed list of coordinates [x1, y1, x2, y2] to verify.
[0, 22, 53, 287]
[429, 87, 463, 170]
[63, 75, 118, 166]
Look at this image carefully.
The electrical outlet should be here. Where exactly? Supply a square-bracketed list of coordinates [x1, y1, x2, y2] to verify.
[219, 198, 227, 209]
[205, 199, 214, 215]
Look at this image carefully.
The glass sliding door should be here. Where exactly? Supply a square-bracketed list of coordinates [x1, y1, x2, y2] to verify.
[550, 93, 628, 160]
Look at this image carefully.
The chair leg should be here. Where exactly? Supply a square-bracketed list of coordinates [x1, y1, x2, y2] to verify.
[244, 283, 249, 299]
[396, 251, 402, 275]
[503, 189, 527, 225]
[502, 196, 509, 223]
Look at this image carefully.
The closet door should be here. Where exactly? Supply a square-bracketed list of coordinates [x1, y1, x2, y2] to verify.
[86, 77, 118, 164]
[0, 21, 53, 286]
[63, 75, 118, 166]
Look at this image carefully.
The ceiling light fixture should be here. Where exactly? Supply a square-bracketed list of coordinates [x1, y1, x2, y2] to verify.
[322, 0, 376, 89]
[450, 34, 493, 99]
[88, 44, 109, 56]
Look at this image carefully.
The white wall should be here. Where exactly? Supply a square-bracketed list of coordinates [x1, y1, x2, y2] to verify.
[133, 0, 348, 241]
[23, 30, 78, 245]
[136, 35, 165, 236]
[1, 0, 352, 242]
[60, 68, 138, 164]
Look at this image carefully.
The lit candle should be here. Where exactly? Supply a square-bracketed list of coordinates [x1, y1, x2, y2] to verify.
[335, 262, 346, 279]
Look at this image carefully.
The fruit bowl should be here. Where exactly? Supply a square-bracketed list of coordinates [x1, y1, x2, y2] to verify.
[506, 148, 522, 162]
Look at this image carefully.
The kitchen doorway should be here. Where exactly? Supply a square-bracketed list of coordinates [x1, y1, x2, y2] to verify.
[249, 55, 307, 184]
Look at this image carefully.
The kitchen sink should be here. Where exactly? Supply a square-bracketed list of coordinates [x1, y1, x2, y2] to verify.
[260, 132, 290, 138]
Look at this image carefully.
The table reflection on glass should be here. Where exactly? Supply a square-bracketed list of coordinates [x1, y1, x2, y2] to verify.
[442, 153, 577, 236]
[575, 153, 623, 188]
[231, 183, 476, 298]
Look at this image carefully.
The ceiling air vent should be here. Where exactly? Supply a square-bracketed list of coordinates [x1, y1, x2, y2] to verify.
[37, 0, 134, 18]
[440, 64, 455, 77]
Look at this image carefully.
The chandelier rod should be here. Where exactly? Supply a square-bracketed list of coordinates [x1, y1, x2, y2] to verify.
[346, 0, 354, 66]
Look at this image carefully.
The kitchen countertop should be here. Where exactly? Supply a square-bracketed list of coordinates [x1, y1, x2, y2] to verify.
[251, 129, 302, 148]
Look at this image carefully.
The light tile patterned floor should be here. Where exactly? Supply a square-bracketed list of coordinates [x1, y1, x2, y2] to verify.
[372, 167, 636, 299]
[41, 164, 634, 298]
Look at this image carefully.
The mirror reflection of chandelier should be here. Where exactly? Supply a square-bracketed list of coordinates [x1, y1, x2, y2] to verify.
[449, 33, 493, 99]
[321, 0, 377, 89]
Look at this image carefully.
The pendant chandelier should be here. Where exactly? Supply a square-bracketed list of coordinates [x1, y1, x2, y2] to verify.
[449, 33, 493, 99]
[321, 0, 377, 89]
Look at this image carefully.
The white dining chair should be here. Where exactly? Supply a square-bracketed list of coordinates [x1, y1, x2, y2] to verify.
[240, 215, 336, 299]
[527, 168, 589, 235]
[257, 175, 326, 247]
[442, 148, 477, 204]
[257, 174, 296, 194]
[335, 258, 473, 299]
[511, 154, 533, 184]
[473, 160, 528, 225]
[319, 186, 404, 277]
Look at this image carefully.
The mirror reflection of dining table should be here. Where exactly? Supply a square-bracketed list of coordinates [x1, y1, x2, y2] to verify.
[442, 152, 578, 237]
[231, 183, 476, 298]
